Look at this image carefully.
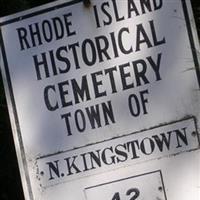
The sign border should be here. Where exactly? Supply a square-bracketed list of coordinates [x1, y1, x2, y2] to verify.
[0, 0, 199, 199]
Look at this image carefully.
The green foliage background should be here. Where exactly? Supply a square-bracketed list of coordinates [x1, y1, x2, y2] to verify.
[0, 0, 200, 199]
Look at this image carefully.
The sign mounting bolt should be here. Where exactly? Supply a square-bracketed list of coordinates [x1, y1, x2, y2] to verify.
[83, 0, 91, 8]
[192, 131, 197, 137]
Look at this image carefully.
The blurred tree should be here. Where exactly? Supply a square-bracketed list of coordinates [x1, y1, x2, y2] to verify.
[0, 0, 29, 16]
[191, 0, 200, 38]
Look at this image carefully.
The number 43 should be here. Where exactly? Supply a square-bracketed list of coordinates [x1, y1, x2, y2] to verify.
[111, 188, 140, 200]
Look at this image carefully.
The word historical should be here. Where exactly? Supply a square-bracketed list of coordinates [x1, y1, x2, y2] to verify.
[16, 0, 165, 136]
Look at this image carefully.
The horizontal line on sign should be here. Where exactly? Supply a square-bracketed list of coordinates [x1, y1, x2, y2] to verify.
[36, 115, 199, 160]
[0, 0, 82, 26]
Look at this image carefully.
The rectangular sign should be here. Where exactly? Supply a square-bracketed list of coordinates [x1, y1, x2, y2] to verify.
[0, 0, 200, 200]
[84, 171, 167, 200]
[37, 117, 199, 187]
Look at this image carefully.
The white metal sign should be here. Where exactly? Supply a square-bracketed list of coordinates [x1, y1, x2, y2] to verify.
[0, 0, 200, 199]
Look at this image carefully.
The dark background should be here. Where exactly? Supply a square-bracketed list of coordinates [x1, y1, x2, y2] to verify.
[0, 0, 200, 199]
